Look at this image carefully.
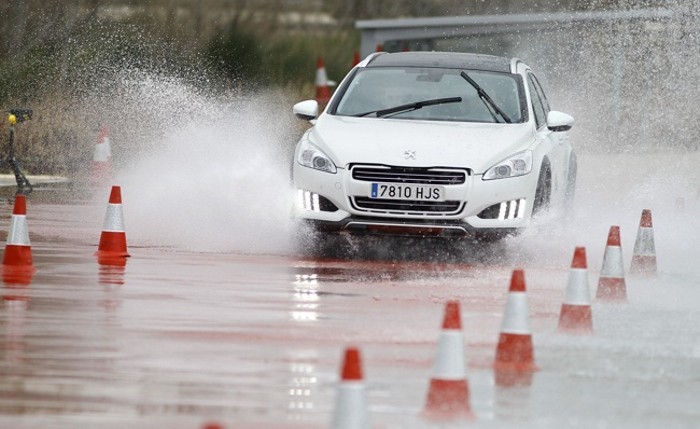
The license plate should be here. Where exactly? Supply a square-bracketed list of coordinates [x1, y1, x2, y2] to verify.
[370, 183, 445, 201]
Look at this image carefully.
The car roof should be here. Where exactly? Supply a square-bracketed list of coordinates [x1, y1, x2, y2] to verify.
[366, 51, 515, 73]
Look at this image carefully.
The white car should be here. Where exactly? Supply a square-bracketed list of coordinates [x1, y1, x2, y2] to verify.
[292, 52, 575, 242]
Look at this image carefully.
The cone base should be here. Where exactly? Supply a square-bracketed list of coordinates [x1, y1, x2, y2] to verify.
[423, 379, 474, 421]
[97, 231, 129, 258]
[596, 277, 627, 301]
[558, 304, 593, 334]
[494, 333, 537, 372]
[97, 254, 129, 267]
[630, 255, 657, 277]
[2, 245, 33, 267]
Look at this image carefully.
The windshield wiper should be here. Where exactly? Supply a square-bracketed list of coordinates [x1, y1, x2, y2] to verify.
[460, 71, 512, 123]
[354, 96, 462, 118]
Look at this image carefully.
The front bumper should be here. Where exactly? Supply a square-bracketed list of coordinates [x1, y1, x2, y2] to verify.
[293, 162, 539, 235]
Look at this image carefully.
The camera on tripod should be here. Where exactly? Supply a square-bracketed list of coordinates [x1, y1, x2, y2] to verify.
[9, 108, 33, 124]
[4, 108, 34, 196]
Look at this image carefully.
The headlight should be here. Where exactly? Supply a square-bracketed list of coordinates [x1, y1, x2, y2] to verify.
[297, 139, 337, 174]
[483, 150, 533, 180]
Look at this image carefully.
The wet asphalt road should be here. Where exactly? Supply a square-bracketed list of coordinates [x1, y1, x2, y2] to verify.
[0, 181, 699, 429]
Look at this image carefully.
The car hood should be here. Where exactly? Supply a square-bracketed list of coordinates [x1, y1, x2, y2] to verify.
[308, 115, 536, 174]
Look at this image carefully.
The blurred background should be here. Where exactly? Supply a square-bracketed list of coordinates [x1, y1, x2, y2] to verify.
[0, 0, 698, 178]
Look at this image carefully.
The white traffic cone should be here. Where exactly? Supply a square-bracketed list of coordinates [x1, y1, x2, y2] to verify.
[494, 269, 537, 387]
[96, 185, 130, 263]
[630, 209, 656, 277]
[423, 300, 474, 421]
[2, 195, 35, 285]
[332, 347, 370, 429]
[558, 247, 593, 333]
[596, 226, 627, 301]
[2, 195, 33, 268]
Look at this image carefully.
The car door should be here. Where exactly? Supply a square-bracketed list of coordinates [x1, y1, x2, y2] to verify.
[527, 72, 568, 204]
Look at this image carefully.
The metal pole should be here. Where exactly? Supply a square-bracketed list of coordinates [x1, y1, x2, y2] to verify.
[6, 122, 32, 196]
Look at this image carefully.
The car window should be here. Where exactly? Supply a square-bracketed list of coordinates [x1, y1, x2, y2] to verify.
[527, 74, 546, 129]
[333, 67, 526, 123]
[530, 74, 550, 113]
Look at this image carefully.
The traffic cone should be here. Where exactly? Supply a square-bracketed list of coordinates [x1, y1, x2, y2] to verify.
[596, 226, 627, 301]
[2, 195, 34, 268]
[629, 209, 656, 277]
[96, 186, 130, 262]
[2, 195, 35, 285]
[332, 347, 370, 429]
[90, 125, 113, 187]
[315, 57, 332, 106]
[558, 247, 593, 333]
[494, 269, 537, 387]
[423, 301, 474, 421]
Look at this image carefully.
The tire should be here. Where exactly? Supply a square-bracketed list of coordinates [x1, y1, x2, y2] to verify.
[532, 161, 552, 216]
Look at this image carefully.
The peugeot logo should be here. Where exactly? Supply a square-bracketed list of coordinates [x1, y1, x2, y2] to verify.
[404, 150, 416, 160]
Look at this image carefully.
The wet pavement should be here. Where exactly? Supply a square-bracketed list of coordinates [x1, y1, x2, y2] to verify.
[1, 170, 699, 428]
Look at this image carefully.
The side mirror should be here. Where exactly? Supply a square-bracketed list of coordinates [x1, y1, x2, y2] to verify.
[547, 111, 574, 132]
[293, 100, 319, 121]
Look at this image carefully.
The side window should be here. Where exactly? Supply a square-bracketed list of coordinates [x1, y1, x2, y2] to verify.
[530, 74, 550, 113]
[527, 74, 546, 129]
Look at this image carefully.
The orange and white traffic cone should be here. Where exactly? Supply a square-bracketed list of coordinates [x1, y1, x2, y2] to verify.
[596, 226, 627, 301]
[90, 125, 113, 187]
[629, 209, 656, 277]
[315, 57, 332, 107]
[558, 247, 593, 334]
[3, 195, 34, 268]
[96, 186, 130, 262]
[494, 269, 537, 387]
[423, 300, 474, 421]
[2, 195, 36, 285]
[332, 347, 370, 429]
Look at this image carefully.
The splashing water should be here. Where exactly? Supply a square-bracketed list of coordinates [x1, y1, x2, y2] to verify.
[84, 72, 301, 254]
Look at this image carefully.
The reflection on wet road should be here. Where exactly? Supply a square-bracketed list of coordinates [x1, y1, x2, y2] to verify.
[1, 200, 699, 428]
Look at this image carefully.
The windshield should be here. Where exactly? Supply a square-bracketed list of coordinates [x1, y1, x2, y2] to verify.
[333, 67, 526, 123]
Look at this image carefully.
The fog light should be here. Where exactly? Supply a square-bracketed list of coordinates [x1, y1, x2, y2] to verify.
[478, 199, 526, 220]
[297, 189, 339, 213]
[498, 198, 526, 220]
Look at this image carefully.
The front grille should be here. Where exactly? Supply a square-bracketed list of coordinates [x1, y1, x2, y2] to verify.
[352, 197, 463, 215]
[352, 166, 467, 185]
